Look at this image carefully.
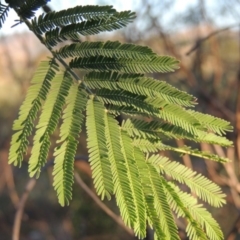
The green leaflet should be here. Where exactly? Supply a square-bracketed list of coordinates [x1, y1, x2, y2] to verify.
[122, 118, 232, 149]
[28, 72, 72, 178]
[122, 118, 194, 140]
[44, 11, 135, 47]
[133, 147, 164, 239]
[120, 130, 146, 238]
[70, 55, 179, 73]
[116, 75, 196, 107]
[86, 98, 113, 200]
[148, 155, 226, 207]
[163, 181, 224, 240]
[9, 60, 58, 167]
[196, 131, 233, 147]
[96, 89, 201, 135]
[53, 139, 76, 205]
[32, 5, 117, 34]
[146, 195, 166, 240]
[147, 164, 180, 240]
[104, 111, 136, 228]
[83, 71, 196, 107]
[153, 103, 202, 135]
[96, 88, 159, 116]
[96, 88, 207, 135]
[133, 147, 179, 240]
[163, 180, 208, 240]
[53, 83, 88, 206]
[56, 41, 156, 60]
[187, 110, 233, 135]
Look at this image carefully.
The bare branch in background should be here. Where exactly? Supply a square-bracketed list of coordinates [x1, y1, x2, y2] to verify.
[186, 23, 240, 55]
[74, 172, 134, 236]
[12, 178, 36, 240]
[156, 24, 236, 122]
[176, 139, 193, 169]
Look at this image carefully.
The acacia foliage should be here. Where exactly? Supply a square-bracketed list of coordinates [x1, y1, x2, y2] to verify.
[5, 1, 233, 239]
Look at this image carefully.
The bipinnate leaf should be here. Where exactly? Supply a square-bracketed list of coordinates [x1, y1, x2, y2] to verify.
[8, 2, 232, 240]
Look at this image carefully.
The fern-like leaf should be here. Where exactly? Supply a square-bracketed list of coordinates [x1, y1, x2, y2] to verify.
[97, 89, 198, 135]
[155, 103, 202, 135]
[120, 130, 146, 238]
[45, 11, 135, 47]
[97, 89, 202, 135]
[9, 60, 58, 167]
[104, 111, 136, 228]
[70, 55, 179, 73]
[163, 181, 224, 240]
[122, 118, 233, 148]
[32, 5, 117, 34]
[187, 110, 233, 135]
[162, 180, 209, 240]
[53, 83, 88, 206]
[122, 118, 193, 140]
[96, 88, 159, 115]
[197, 131, 233, 146]
[133, 147, 179, 239]
[147, 164, 180, 239]
[190, 205, 224, 240]
[146, 195, 166, 239]
[83, 71, 195, 107]
[121, 118, 162, 140]
[86, 98, 113, 200]
[148, 154, 226, 207]
[56, 41, 156, 60]
[133, 147, 168, 239]
[28, 72, 72, 178]
[117, 76, 195, 107]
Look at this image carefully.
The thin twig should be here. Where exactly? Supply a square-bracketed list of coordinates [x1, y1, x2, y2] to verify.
[213, 145, 240, 208]
[200, 143, 228, 185]
[0, 150, 19, 208]
[12, 178, 36, 240]
[4, 160, 19, 208]
[155, 25, 236, 122]
[186, 23, 240, 55]
[74, 171, 134, 236]
[176, 139, 193, 169]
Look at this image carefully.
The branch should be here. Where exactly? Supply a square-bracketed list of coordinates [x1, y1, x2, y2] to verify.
[186, 23, 240, 55]
[12, 178, 36, 240]
[176, 139, 193, 169]
[74, 172, 134, 236]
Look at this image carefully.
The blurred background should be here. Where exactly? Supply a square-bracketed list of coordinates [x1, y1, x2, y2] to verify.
[0, 0, 240, 239]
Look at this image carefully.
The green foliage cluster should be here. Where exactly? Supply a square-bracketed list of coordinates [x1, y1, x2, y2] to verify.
[2, 0, 233, 239]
